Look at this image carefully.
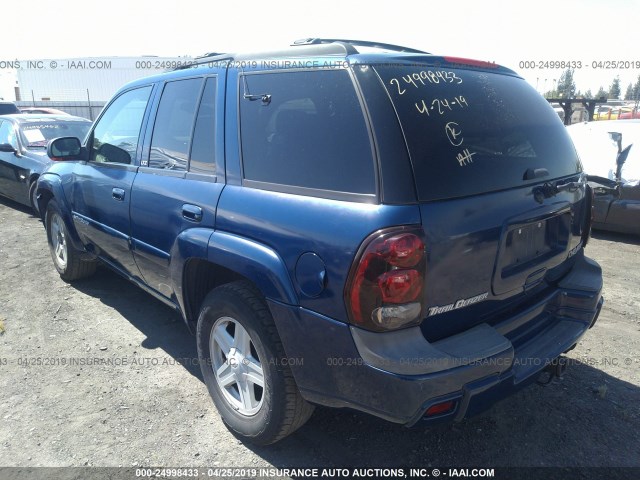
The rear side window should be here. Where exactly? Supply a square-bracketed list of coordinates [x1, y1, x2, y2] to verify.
[149, 78, 203, 171]
[240, 69, 375, 195]
[375, 66, 581, 201]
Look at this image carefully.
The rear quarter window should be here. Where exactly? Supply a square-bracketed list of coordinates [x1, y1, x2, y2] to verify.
[239, 69, 376, 196]
[375, 66, 581, 201]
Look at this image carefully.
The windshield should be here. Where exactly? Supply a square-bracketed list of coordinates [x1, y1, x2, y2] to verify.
[375, 66, 581, 201]
[19, 121, 91, 149]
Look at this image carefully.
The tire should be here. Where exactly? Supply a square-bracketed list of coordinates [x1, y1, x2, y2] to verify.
[45, 200, 97, 282]
[196, 281, 314, 445]
[28, 180, 39, 215]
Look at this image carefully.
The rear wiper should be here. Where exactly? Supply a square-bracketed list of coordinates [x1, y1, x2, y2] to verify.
[532, 180, 581, 203]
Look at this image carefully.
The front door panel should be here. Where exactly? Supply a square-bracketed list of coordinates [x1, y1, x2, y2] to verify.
[71, 162, 140, 274]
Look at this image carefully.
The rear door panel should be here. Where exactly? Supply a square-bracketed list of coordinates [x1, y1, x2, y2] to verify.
[130, 75, 225, 299]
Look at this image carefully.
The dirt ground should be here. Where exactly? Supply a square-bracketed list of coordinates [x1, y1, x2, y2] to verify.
[0, 196, 638, 474]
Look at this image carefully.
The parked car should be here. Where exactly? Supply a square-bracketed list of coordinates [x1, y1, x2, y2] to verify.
[593, 105, 631, 121]
[37, 38, 603, 445]
[567, 120, 640, 234]
[0, 114, 91, 212]
[20, 107, 71, 116]
[617, 106, 640, 120]
[0, 102, 20, 115]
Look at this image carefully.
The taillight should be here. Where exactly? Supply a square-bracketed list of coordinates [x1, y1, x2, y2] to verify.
[345, 227, 426, 332]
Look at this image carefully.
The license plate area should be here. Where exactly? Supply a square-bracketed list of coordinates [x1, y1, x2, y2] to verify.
[493, 212, 571, 295]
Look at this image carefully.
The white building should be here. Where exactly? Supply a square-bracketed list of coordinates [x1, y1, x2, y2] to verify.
[7, 56, 194, 103]
[0, 68, 17, 102]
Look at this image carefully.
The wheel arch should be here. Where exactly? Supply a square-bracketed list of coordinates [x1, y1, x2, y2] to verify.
[36, 173, 84, 251]
[36, 172, 60, 220]
[176, 230, 298, 332]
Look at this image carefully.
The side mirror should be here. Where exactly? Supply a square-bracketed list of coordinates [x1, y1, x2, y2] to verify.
[47, 137, 82, 160]
[95, 143, 131, 164]
[0, 143, 18, 154]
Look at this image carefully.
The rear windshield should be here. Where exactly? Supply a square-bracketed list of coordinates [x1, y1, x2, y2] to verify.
[375, 66, 581, 201]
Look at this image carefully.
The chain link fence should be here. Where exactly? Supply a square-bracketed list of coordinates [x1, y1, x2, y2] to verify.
[14, 89, 105, 120]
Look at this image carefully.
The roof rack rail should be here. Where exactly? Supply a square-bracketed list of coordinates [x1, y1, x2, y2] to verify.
[292, 38, 429, 55]
[174, 52, 230, 70]
[195, 52, 226, 60]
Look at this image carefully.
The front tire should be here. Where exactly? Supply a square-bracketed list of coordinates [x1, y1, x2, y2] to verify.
[29, 181, 39, 215]
[196, 281, 314, 445]
[45, 200, 96, 281]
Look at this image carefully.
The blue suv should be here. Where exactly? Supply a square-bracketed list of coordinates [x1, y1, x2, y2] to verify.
[38, 39, 604, 444]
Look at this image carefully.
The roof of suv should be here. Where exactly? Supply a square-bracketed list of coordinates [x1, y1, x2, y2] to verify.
[184, 38, 430, 65]
[121, 39, 520, 92]
[193, 39, 516, 73]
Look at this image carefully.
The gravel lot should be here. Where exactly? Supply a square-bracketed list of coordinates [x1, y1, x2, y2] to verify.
[0, 196, 638, 474]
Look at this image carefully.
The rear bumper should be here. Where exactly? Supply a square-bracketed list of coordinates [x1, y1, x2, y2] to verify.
[269, 254, 603, 426]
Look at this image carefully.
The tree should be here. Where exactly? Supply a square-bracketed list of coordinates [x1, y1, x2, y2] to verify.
[596, 86, 607, 99]
[609, 76, 621, 99]
[556, 69, 576, 98]
[584, 88, 593, 99]
[633, 75, 640, 101]
[625, 83, 634, 100]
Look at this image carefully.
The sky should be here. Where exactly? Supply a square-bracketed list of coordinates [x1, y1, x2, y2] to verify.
[3, 0, 640, 96]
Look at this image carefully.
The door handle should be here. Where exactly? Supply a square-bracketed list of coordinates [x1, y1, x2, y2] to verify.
[182, 204, 203, 222]
[112, 188, 125, 201]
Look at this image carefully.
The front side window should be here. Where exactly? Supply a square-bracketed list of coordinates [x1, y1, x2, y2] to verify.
[90, 86, 152, 164]
[240, 69, 375, 194]
[148, 78, 203, 171]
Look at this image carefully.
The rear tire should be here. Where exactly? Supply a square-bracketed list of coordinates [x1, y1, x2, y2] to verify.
[196, 281, 314, 445]
[45, 200, 96, 281]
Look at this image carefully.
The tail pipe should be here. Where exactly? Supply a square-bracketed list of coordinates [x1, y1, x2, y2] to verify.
[537, 356, 568, 386]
